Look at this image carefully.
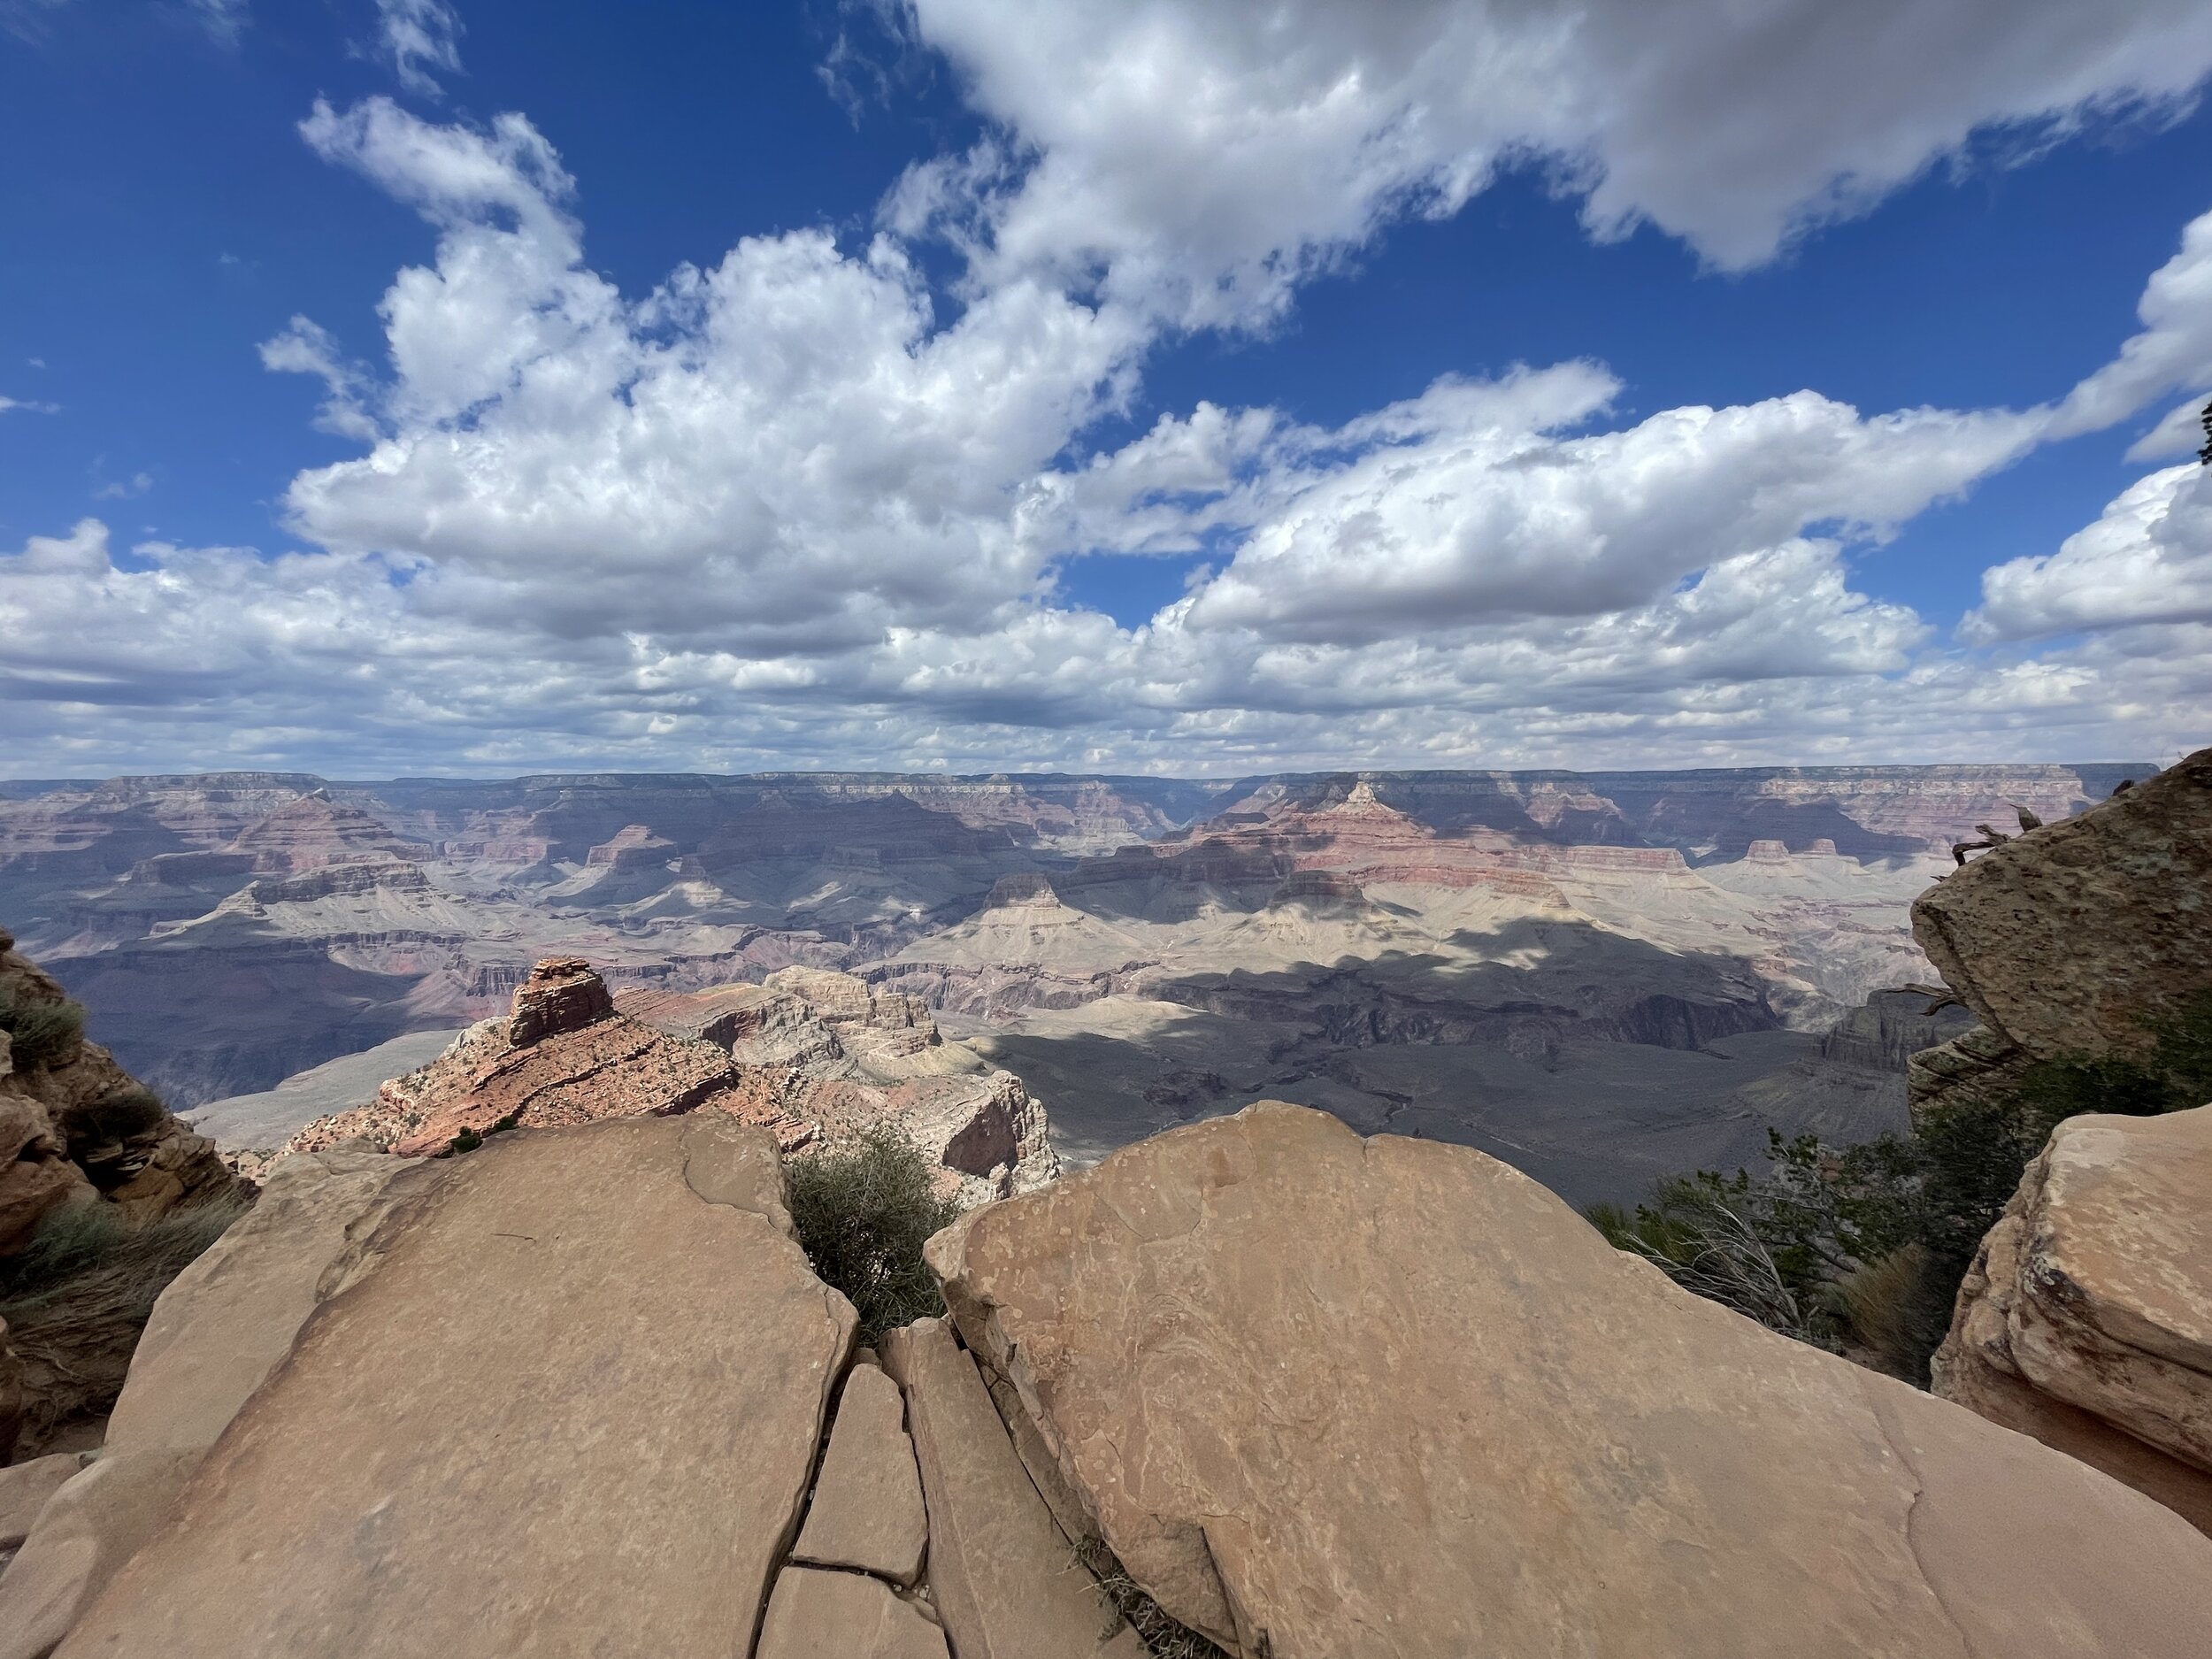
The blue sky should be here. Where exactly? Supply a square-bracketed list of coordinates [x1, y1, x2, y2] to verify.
[3, 0, 2210, 776]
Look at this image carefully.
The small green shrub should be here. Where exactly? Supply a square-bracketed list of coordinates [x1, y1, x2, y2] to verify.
[0, 989, 86, 1071]
[785, 1127, 960, 1345]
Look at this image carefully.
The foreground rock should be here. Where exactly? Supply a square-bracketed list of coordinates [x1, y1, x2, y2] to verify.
[1936, 1105, 2212, 1532]
[789, 1361, 928, 1586]
[0, 927, 240, 1257]
[0, 1146, 417, 1659]
[879, 1317, 1142, 1659]
[1909, 746, 2212, 1115]
[755, 1566, 949, 1659]
[54, 1115, 854, 1658]
[929, 1102, 2212, 1659]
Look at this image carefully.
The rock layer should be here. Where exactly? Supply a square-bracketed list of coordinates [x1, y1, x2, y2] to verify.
[790, 1361, 928, 1586]
[879, 1317, 1143, 1659]
[928, 1101, 2212, 1659]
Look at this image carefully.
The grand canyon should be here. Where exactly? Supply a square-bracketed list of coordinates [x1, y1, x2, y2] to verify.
[0, 762, 2139, 1204]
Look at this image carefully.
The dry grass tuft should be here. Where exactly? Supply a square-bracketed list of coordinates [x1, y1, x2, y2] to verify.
[1074, 1535, 1233, 1659]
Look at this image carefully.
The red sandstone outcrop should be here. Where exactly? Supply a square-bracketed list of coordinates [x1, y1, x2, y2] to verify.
[280, 957, 748, 1160]
[276, 959, 1060, 1203]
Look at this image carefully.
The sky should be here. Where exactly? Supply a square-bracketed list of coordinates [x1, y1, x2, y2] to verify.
[2, 0, 2211, 780]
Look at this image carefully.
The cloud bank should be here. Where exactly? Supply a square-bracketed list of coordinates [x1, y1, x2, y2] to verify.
[5, 0, 2212, 775]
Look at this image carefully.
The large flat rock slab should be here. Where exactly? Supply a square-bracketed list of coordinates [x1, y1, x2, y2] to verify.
[928, 1101, 2212, 1659]
[55, 1116, 855, 1658]
[755, 1565, 949, 1659]
[880, 1317, 1143, 1659]
[790, 1361, 927, 1586]
[1936, 1105, 2212, 1529]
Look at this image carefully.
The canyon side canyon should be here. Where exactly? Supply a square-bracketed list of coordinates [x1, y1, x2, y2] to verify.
[0, 762, 2139, 1203]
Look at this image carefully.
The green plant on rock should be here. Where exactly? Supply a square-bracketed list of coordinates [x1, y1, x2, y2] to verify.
[0, 988, 86, 1071]
[784, 1126, 960, 1346]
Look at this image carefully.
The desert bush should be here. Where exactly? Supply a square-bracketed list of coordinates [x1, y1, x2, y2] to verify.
[0, 988, 86, 1071]
[1593, 991, 2212, 1383]
[60, 1084, 170, 1150]
[785, 1127, 959, 1345]
[0, 1194, 248, 1453]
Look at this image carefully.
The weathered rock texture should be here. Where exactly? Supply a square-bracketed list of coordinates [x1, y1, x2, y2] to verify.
[0, 927, 240, 1257]
[273, 960, 1060, 1204]
[624, 968, 1062, 1204]
[1909, 746, 2212, 1116]
[53, 1115, 856, 1659]
[928, 1101, 2212, 1659]
[755, 1565, 949, 1659]
[279, 956, 749, 1159]
[1935, 1106, 2212, 1533]
[0, 1144, 419, 1659]
[879, 1317, 1143, 1659]
[790, 1361, 928, 1586]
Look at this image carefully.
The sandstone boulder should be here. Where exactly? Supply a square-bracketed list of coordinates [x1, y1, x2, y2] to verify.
[929, 1101, 2212, 1659]
[790, 1361, 928, 1586]
[55, 1115, 856, 1659]
[0, 1452, 84, 1555]
[1909, 746, 2212, 1113]
[1935, 1105, 2212, 1532]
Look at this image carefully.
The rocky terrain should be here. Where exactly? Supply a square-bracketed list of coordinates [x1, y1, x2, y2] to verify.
[265, 957, 1060, 1207]
[0, 763, 2138, 1202]
[1924, 748, 2212, 1526]
[1, 751, 2208, 1655]
[5, 1102, 2209, 1656]
[0, 929, 246, 1463]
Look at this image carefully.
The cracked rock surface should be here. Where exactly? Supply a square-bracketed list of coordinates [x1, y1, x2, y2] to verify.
[53, 1115, 855, 1658]
[928, 1100, 2212, 1659]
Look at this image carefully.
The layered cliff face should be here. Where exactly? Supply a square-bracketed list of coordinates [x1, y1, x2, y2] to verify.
[0, 762, 2135, 1204]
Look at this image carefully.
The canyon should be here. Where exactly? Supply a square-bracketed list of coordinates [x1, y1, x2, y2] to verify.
[0, 763, 2135, 1203]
